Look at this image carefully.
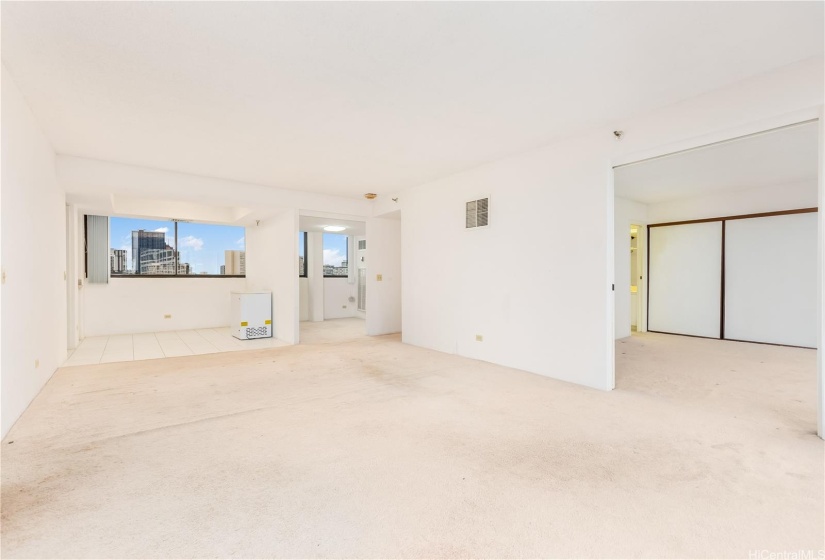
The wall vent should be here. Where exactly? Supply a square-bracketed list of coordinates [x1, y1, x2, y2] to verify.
[358, 268, 367, 311]
[465, 198, 489, 229]
[358, 239, 366, 250]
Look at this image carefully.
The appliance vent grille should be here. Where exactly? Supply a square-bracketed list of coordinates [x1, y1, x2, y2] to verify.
[246, 326, 269, 339]
[465, 198, 489, 229]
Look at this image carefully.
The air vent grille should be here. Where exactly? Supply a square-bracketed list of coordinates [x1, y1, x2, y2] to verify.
[465, 198, 489, 229]
[246, 326, 269, 339]
[358, 239, 366, 250]
[358, 269, 367, 311]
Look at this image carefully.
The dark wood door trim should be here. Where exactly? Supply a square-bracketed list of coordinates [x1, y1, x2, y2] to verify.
[646, 224, 651, 332]
[720, 220, 725, 340]
[648, 207, 817, 228]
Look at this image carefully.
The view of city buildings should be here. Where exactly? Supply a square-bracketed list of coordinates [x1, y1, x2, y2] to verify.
[110, 249, 127, 274]
[324, 260, 348, 277]
[131, 230, 167, 272]
[297, 231, 348, 277]
[297, 257, 347, 277]
[111, 229, 245, 276]
[224, 250, 245, 275]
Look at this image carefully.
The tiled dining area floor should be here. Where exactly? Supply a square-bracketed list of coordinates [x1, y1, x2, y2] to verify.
[64, 328, 288, 366]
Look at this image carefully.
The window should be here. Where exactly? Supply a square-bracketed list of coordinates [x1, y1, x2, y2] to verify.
[298, 231, 307, 277]
[323, 233, 348, 277]
[177, 222, 245, 276]
[108, 217, 245, 277]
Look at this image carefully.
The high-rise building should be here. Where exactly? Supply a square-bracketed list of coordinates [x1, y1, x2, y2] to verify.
[110, 249, 127, 274]
[138, 248, 178, 274]
[132, 230, 168, 273]
[220, 265, 226, 275]
[224, 250, 246, 275]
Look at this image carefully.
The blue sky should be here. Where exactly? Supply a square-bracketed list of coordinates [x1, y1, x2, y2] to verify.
[110, 218, 245, 274]
[321, 233, 348, 266]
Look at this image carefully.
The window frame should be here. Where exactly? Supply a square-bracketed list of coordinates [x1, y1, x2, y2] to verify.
[299, 231, 308, 278]
[108, 218, 246, 279]
[322, 232, 349, 279]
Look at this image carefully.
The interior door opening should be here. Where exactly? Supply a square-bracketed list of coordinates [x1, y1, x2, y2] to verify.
[297, 215, 367, 344]
[612, 117, 822, 438]
[630, 224, 641, 332]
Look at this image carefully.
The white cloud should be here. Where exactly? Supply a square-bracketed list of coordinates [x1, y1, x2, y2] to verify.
[152, 227, 169, 233]
[236, 236, 245, 247]
[179, 235, 204, 251]
[323, 248, 346, 266]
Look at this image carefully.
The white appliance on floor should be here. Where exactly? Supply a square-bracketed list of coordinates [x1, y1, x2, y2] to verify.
[230, 291, 272, 340]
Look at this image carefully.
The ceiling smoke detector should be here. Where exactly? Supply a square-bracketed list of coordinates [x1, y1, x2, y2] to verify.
[364, 193, 377, 200]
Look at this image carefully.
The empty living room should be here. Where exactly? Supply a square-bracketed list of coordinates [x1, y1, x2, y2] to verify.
[1, 2, 824, 558]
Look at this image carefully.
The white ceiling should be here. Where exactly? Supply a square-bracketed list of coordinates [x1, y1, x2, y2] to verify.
[299, 216, 365, 237]
[2, 2, 822, 198]
[614, 121, 819, 204]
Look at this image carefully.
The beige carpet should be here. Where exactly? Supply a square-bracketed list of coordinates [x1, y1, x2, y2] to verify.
[2, 326, 822, 558]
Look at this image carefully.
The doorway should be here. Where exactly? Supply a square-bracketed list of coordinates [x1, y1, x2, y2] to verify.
[630, 224, 642, 332]
[612, 118, 821, 434]
[298, 214, 367, 344]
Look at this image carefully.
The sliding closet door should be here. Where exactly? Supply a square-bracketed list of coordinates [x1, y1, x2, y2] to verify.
[648, 221, 722, 338]
[725, 212, 817, 347]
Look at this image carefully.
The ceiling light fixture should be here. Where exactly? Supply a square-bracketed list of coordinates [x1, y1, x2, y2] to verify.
[323, 226, 346, 232]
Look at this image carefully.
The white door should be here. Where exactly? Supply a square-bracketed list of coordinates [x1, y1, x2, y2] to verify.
[648, 221, 723, 338]
[725, 212, 817, 347]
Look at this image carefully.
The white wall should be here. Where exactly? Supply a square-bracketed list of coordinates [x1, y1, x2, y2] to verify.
[1, 64, 67, 438]
[58, 156, 373, 219]
[323, 278, 357, 319]
[299, 277, 309, 321]
[398, 57, 823, 391]
[366, 216, 402, 336]
[401, 140, 614, 388]
[83, 277, 246, 336]
[614, 197, 648, 339]
[246, 210, 299, 344]
[66, 204, 84, 347]
[647, 181, 818, 223]
[818, 117, 825, 438]
[306, 232, 324, 322]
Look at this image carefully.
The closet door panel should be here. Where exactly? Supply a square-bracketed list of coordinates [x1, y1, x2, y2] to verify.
[725, 212, 817, 347]
[648, 221, 723, 338]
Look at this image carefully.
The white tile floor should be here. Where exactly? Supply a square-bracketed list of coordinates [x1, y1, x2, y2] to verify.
[64, 328, 288, 366]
